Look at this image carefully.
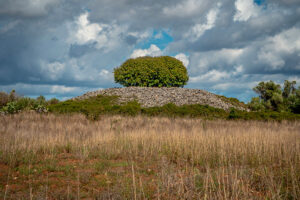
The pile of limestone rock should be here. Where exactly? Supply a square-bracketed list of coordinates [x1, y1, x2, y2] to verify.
[73, 87, 248, 111]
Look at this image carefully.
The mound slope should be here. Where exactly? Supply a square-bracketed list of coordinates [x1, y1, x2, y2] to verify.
[74, 87, 248, 111]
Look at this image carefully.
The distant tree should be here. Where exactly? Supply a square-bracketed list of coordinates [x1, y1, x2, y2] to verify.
[253, 81, 282, 102]
[114, 56, 189, 87]
[253, 81, 283, 111]
[283, 80, 296, 99]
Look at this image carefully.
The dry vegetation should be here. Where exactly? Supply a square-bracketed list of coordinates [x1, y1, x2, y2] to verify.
[0, 113, 300, 199]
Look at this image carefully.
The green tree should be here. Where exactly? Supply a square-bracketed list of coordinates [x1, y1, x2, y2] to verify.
[283, 80, 296, 99]
[290, 86, 300, 114]
[253, 81, 283, 111]
[114, 56, 189, 87]
[248, 97, 265, 111]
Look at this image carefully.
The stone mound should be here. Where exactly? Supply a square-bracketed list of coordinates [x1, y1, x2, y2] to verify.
[73, 87, 248, 111]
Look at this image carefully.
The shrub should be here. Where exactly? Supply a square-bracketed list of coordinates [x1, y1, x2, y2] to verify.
[248, 97, 265, 111]
[15, 97, 36, 110]
[47, 98, 60, 105]
[2, 102, 20, 114]
[0, 92, 9, 108]
[114, 56, 189, 87]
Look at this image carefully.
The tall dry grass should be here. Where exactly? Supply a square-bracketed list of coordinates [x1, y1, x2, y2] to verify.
[0, 112, 300, 199]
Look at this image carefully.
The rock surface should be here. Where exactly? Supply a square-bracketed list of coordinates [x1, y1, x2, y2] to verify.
[73, 87, 248, 111]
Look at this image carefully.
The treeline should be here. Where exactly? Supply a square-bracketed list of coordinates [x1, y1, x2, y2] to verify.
[248, 80, 300, 114]
[0, 90, 59, 114]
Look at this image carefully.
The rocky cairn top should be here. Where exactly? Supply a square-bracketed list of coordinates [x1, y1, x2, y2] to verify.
[73, 87, 248, 111]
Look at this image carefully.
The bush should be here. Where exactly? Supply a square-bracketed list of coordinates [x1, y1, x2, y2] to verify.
[0, 92, 9, 108]
[114, 56, 189, 87]
[47, 98, 60, 105]
[248, 97, 265, 111]
[2, 102, 20, 114]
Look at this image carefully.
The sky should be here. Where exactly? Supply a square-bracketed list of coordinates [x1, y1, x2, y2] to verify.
[0, 0, 300, 102]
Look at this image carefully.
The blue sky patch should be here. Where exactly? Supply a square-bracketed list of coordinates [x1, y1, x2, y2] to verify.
[138, 30, 174, 50]
[254, 0, 265, 5]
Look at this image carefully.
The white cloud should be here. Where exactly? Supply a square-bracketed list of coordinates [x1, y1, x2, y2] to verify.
[233, 65, 244, 75]
[130, 44, 163, 58]
[163, 0, 205, 17]
[0, 20, 20, 33]
[128, 31, 151, 42]
[234, 0, 261, 22]
[258, 27, 300, 70]
[99, 69, 113, 80]
[189, 48, 244, 73]
[190, 70, 231, 83]
[175, 53, 189, 67]
[75, 13, 103, 44]
[0, 83, 100, 100]
[41, 61, 65, 81]
[70, 12, 126, 52]
[154, 31, 163, 39]
[212, 81, 258, 90]
[185, 7, 219, 40]
[130, 46, 189, 68]
[50, 85, 77, 93]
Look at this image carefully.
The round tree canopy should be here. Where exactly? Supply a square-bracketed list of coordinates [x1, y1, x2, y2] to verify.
[114, 56, 189, 87]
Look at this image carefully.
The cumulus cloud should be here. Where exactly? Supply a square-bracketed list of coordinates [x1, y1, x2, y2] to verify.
[175, 53, 189, 67]
[185, 5, 220, 40]
[257, 27, 300, 70]
[130, 46, 189, 68]
[130, 44, 163, 58]
[41, 61, 65, 81]
[234, 0, 261, 22]
[70, 12, 127, 52]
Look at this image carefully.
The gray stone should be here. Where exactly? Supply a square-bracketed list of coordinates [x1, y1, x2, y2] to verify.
[72, 87, 248, 111]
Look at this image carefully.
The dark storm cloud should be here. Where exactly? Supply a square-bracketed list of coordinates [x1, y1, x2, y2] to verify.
[0, 0, 299, 100]
[69, 43, 96, 58]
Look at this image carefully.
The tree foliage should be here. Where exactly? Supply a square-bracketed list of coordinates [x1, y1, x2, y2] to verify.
[114, 56, 189, 87]
[249, 80, 300, 113]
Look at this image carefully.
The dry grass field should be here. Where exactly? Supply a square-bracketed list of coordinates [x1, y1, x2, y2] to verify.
[0, 112, 299, 199]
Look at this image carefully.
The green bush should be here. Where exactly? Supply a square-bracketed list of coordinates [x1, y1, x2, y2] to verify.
[114, 56, 189, 87]
[2, 102, 20, 114]
[15, 97, 36, 110]
[47, 98, 60, 105]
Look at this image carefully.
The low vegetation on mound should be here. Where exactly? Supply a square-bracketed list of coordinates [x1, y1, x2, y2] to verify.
[48, 95, 300, 121]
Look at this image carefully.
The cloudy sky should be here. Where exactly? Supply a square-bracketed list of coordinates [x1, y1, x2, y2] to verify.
[0, 0, 300, 102]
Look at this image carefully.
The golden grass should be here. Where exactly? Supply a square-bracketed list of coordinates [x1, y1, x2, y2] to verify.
[0, 112, 300, 199]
